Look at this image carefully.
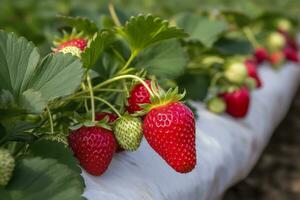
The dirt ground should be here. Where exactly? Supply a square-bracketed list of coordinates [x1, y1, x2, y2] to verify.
[223, 89, 300, 200]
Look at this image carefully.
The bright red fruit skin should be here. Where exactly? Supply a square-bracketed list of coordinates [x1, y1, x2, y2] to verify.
[221, 87, 250, 118]
[244, 59, 262, 88]
[96, 112, 118, 123]
[68, 126, 116, 176]
[127, 80, 151, 114]
[283, 47, 299, 62]
[57, 38, 87, 51]
[143, 102, 196, 173]
[254, 47, 269, 64]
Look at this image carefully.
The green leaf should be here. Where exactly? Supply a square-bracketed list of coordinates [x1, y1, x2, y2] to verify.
[135, 40, 188, 79]
[177, 73, 210, 101]
[221, 10, 251, 27]
[81, 31, 114, 68]
[0, 31, 84, 114]
[29, 140, 81, 173]
[116, 14, 188, 52]
[214, 37, 253, 55]
[0, 31, 40, 96]
[27, 53, 83, 101]
[3, 157, 84, 200]
[176, 13, 228, 47]
[19, 90, 46, 113]
[59, 15, 98, 35]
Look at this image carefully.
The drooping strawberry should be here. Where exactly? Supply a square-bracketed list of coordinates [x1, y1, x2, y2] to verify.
[0, 148, 15, 187]
[220, 87, 250, 118]
[207, 97, 227, 114]
[141, 85, 196, 173]
[244, 59, 262, 88]
[266, 32, 286, 52]
[113, 115, 143, 151]
[53, 30, 88, 57]
[268, 51, 285, 67]
[224, 60, 248, 85]
[283, 47, 299, 62]
[127, 80, 152, 114]
[57, 38, 88, 51]
[276, 18, 292, 34]
[68, 126, 116, 176]
[254, 47, 269, 64]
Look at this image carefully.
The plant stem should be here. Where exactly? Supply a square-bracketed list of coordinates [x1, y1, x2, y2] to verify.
[243, 27, 259, 48]
[94, 74, 155, 97]
[81, 82, 90, 113]
[108, 1, 121, 26]
[73, 96, 122, 118]
[86, 74, 96, 122]
[95, 88, 126, 92]
[46, 106, 54, 134]
[118, 50, 139, 74]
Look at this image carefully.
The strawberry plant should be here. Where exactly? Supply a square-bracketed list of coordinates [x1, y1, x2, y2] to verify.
[0, 6, 196, 197]
[0, 1, 299, 199]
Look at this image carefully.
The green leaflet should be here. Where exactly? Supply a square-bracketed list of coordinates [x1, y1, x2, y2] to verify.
[2, 157, 85, 200]
[0, 31, 84, 114]
[116, 14, 188, 52]
[176, 13, 228, 47]
[135, 40, 188, 79]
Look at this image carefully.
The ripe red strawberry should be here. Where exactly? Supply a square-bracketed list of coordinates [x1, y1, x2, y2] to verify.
[57, 38, 87, 51]
[127, 80, 152, 114]
[244, 59, 262, 88]
[221, 87, 250, 118]
[143, 102, 196, 173]
[254, 47, 269, 64]
[268, 51, 285, 67]
[96, 112, 118, 123]
[283, 47, 299, 62]
[68, 126, 116, 176]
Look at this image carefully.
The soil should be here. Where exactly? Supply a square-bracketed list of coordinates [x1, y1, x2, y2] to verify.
[223, 89, 300, 200]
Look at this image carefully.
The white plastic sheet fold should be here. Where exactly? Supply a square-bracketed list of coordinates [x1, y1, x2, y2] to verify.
[83, 63, 300, 200]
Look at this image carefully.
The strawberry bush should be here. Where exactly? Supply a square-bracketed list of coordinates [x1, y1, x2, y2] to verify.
[0, 1, 299, 199]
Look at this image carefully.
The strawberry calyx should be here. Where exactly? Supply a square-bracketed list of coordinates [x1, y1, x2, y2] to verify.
[135, 81, 185, 116]
[70, 115, 113, 132]
[52, 28, 88, 53]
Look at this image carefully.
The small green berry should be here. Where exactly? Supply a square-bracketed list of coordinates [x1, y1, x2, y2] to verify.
[207, 97, 226, 114]
[0, 148, 15, 187]
[114, 115, 143, 151]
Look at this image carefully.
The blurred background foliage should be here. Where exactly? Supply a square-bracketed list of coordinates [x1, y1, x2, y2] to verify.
[0, 0, 299, 54]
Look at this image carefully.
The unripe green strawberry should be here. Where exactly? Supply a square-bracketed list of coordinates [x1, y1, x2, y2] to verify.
[267, 32, 285, 51]
[276, 19, 292, 33]
[113, 115, 143, 151]
[224, 62, 248, 84]
[0, 148, 15, 187]
[207, 97, 226, 114]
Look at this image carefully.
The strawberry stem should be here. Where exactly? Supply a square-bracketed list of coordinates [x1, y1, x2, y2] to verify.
[243, 27, 259, 49]
[73, 96, 122, 118]
[81, 82, 90, 113]
[46, 105, 54, 134]
[118, 50, 139, 74]
[94, 74, 156, 97]
[86, 74, 96, 122]
[108, 1, 121, 26]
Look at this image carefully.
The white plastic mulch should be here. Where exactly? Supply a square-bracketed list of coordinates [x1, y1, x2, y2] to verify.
[82, 63, 300, 200]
